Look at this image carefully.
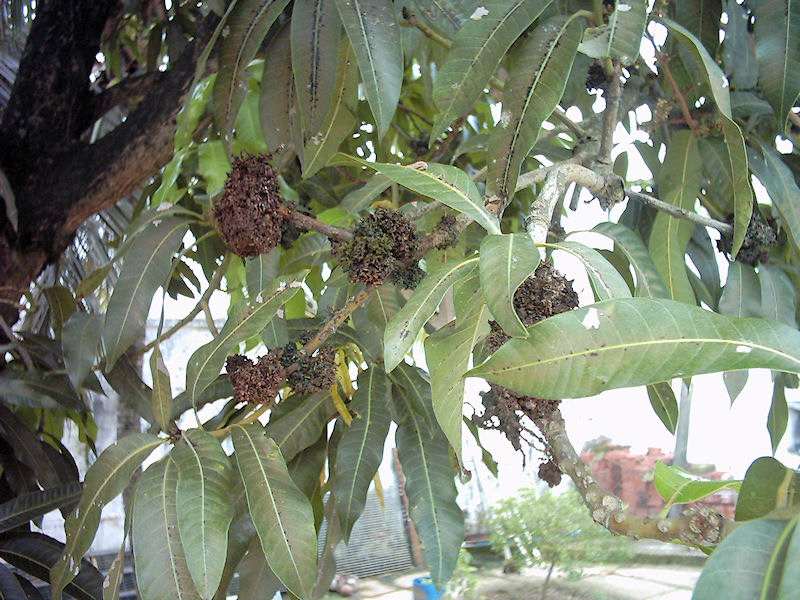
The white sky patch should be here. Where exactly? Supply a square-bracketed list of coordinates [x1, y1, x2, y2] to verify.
[582, 307, 601, 330]
[470, 6, 489, 20]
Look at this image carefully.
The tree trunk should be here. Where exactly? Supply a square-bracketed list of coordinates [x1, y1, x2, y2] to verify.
[540, 559, 556, 600]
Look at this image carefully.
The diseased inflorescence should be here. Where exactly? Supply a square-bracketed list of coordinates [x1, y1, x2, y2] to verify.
[717, 208, 778, 266]
[225, 353, 285, 405]
[279, 342, 336, 395]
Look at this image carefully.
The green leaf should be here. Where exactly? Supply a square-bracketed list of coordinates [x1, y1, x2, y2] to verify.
[0, 404, 61, 489]
[149, 345, 173, 433]
[692, 517, 799, 600]
[232, 425, 317, 600]
[61, 313, 102, 390]
[151, 150, 187, 207]
[646, 382, 679, 434]
[185, 285, 300, 401]
[396, 416, 464, 588]
[75, 264, 112, 300]
[724, 370, 749, 404]
[468, 297, 800, 399]
[332, 367, 391, 540]
[237, 538, 281, 600]
[340, 173, 392, 212]
[102, 546, 125, 600]
[264, 392, 336, 462]
[759, 263, 797, 327]
[233, 91, 269, 154]
[302, 38, 359, 178]
[291, 0, 341, 135]
[245, 249, 279, 297]
[592, 222, 669, 299]
[341, 155, 501, 233]
[663, 17, 752, 256]
[176, 75, 215, 151]
[42, 286, 75, 338]
[0, 484, 83, 534]
[736, 457, 800, 521]
[50, 434, 165, 598]
[104, 354, 157, 424]
[548, 240, 632, 301]
[133, 460, 200, 600]
[0, 563, 27, 599]
[486, 16, 582, 201]
[389, 364, 438, 434]
[197, 140, 230, 196]
[430, 0, 555, 142]
[647, 129, 702, 304]
[751, 0, 800, 133]
[674, 0, 722, 54]
[719, 262, 762, 318]
[0, 533, 104, 600]
[722, 0, 758, 90]
[103, 217, 189, 370]
[173, 429, 235, 598]
[259, 19, 295, 158]
[579, 0, 647, 64]
[749, 142, 800, 251]
[0, 370, 81, 411]
[280, 233, 331, 272]
[653, 461, 739, 505]
[479, 233, 539, 338]
[384, 256, 479, 371]
[334, 0, 402, 137]
[768, 378, 788, 455]
[213, 0, 291, 142]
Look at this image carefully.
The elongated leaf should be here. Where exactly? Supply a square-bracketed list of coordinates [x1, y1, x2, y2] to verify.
[0, 533, 103, 600]
[340, 173, 392, 212]
[42, 286, 75, 338]
[724, 370, 749, 404]
[0, 484, 83, 534]
[768, 378, 788, 454]
[720, 262, 761, 319]
[749, 142, 800, 251]
[430, 0, 555, 142]
[332, 367, 391, 540]
[50, 434, 165, 598]
[653, 461, 739, 505]
[396, 416, 464, 587]
[549, 240, 632, 301]
[237, 538, 281, 600]
[646, 382, 679, 434]
[384, 256, 479, 371]
[479, 233, 540, 338]
[133, 460, 199, 600]
[173, 429, 234, 598]
[592, 222, 670, 299]
[303, 38, 358, 178]
[342, 155, 500, 233]
[213, 0, 291, 141]
[280, 233, 331, 272]
[197, 140, 230, 195]
[663, 17, 752, 256]
[104, 354, 157, 424]
[759, 263, 797, 327]
[486, 16, 582, 200]
[579, 0, 647, 64]
[61, 313, 102, 390]
[259, 19, 295, 159]
[389, 364, 438, 434]
[675, 0, 722, 54]
[149, 345, 173, 433]
[102, 546, 124, 600]
[736, 456, 800, 521]
[0, 370, 80, 411]
[334, 0, 402, 137]
[750, 0, 800, 133]
[103, 217, 189, 370]
[0, 563, 27, 599]
[185, 285, 300, 401]
[693, 517, 798, 600]
[264, 392, 336, 461]
[0, 405, 61, 489]
[468, 297, 800, 399]
[232, 425, 317, 600]
[291, 0, 341, 134]
[722, 0, 758, 90]
[245, 249, 279, 297]
[647, 130, 701, 304]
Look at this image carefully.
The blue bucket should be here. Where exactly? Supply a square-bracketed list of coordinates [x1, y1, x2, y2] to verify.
[412, 576, 444, 600]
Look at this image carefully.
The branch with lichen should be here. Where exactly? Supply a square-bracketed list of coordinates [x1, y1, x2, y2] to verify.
[300, 286, 375, 356]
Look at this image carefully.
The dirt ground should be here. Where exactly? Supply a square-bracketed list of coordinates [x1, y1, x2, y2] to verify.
[474, 572, 623, 600]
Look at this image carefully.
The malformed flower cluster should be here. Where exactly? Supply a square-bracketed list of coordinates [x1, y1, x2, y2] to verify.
[225, 353, 284, 405]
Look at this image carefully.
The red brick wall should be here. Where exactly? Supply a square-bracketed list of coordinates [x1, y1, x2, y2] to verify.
[580, 447, 736, 519]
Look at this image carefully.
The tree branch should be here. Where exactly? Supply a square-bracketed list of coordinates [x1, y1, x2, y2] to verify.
[627, 189, 733, 235]
[598, 62, 623, 165]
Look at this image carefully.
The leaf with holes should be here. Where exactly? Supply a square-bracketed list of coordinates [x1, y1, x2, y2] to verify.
[469, 297, 800, 399]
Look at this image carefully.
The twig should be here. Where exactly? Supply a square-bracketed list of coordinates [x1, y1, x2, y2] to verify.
[284, 207, 353, 242]
[627, 189, 733, 235]
[401, 10, 452, 49]
[427, 115, 467, 161]
[300, 286, 375, 356]
[0, 312, 34, 371]
[201, 299, 219, 336]
[657, 52, 700, 134]
[551, 106, 587, 139]
[397, 103, 433, 127]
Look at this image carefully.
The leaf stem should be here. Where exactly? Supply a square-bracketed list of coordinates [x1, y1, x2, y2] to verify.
[400, 10, 452, 49]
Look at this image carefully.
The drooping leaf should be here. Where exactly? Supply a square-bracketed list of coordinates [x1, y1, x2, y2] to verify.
[185, 285, 300, 401]
[334, 0, 402, 137]
[719, 262, 762, 318]
[340, 173, 392, 212]
[149, 345, 173, 433]
[332, 367, 391, 540]
[50, 434, 165, 598]
[302, 38, 358, 178]
[0, 370, 81, 411]
[279, 233, 331, 273]
[133, 459, 200, 600]
[264, 392, 337, 462]
[42, 286, 76, 338]
[395, 411, 464, 587]
[389, 364, 438, 434]
[693, 517, 799, 599]
[653, 461, 739, 505]
[687, 225, 721, 308]
[749, 142, 800, 251]
[767, 378, 788, 455]
[736, 456, 800, 521]
[479, 233, 540, 338]
[287, 432, 328, 500]
[0, 533, 104, 600]
[759, 263, 797, 327]
[340, 155, 501, 234]
[724, 370, 748, 405]
[647, 129, 701, 304]
[579, 0, 647, 65]
[0, 563, 27, 599]
[104, 354, 157, 424]
[592, 222, 669, 299]
[61, 313, 102, 390]
[212, 0, 291, 142]
[291, 0, 341, 135]
[663, 17, 753, 256]
[0, 405, 61, 489]
[646, 382, 679, 434]
[102, 545, 125, 600]
[173, 429, 235, 598]
[750, 0, 800, 133]
[548, 240, 633, 301]
[259, 19, 295, 160]
[468, 297, 800, 399]
[197, 140, 230, 196]
[0, 484, 83, 534]
[674, 0, 722, 54]
[232, 425, 317, 600]
[384, 256, 479, 371]
[103, 216, 189, 370]
[722, 0, 758, 90]
[236, 538, 282, 600]
[486, 15, 582, 201]
[430, 0, 555, 142]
